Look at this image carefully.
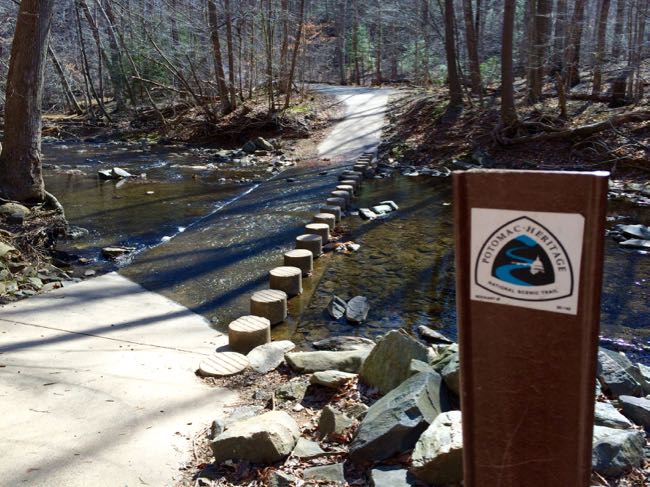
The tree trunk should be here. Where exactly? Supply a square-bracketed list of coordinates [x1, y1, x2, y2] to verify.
[564, 0, 587, 88]
[284, 0, 306, 109]
[279, 0, 290, 92]
[462, 0, 482, 95]
[550, 0, 567, 73]
[421, 0, 431, 85]
[611, 0, 626, 58]
[0, 0, 55, 203]
[527, 0, 552, 103]
[444, 0, 463, 106]
[352, 0, 361, 85]
[49, 45, 83, 115]
[207, 0, 232, 114]
[224, 0, 237, 110]
[374, 0, 382, 85]
[592, 0, 611, 94]
[336, 0, 347, 84]
[501, 0, 518, 126]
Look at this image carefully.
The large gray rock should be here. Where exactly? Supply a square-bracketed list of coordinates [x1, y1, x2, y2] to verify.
[311, 370, 356, 389]
[111, 167, 132, 178]
[346, 296, 370, 324]
[247, 340, 295, 373]
[597, 348, 642, 398]
[441, 353, 460, 395]
[303, 463, 346, 484]
[411, 411, 463, 486]
[292, 437, 325, 459]
[254, 137, 274, 151]
[619, 395, 650, 429]
[620, 239, 650, 250]
[313, 336, 375, 351]
[268, 471, 298, 487]
[618, 223, 650, 240]
[285, 349, 371, 373]
[0, 202, 30, 219]
[349, 371, 451, 463]
[370, 466, 416, 487]
[360, 329, 435, 395]
[594, 401, 634, 429]
[592, 426, 645, 476]
[210, 411, 299, 464]
[418, 325, 454, 345]
[635, 362, 650, 395]
[318, 405, 355, 440]
[327, 296, 347, 320]
[274, 380, 308, 403]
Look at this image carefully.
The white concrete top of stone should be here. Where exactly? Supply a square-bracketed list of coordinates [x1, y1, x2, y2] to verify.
[251, 289, 288, 303]
[228, 315, 271, 333]
[285, 249, 313, 258]
[269, 266, 302, 278]
[297, 234, 322, 242]
[306, 223, 330, 230]
[198, 351, 250, 377]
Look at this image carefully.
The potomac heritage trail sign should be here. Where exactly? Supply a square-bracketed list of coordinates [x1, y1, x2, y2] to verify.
[454, 170, 609, 487]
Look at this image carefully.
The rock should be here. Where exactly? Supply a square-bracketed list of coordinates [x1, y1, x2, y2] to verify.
[344, 402, 369, 419]
[111, 167, 132, 178]
[268, 470, 298, 487]
[242, 140, 258, 154]
[411, 411, 463, 486]
[346, 296, 370, 324]
[349, 371, 451, 463]
[313, 336, 376, 351]
[619, 238, 650, 250]
[618, 395, 650, 429]
[617, 223, 650, 240]
[409, 359, 436, 376]
[372, 204, 393, 215]
[360, 329, 435, 395]
[592, 426, 645, 476]
[418, 325, 454, 344]
[292, 437, 325, 459]
[327, 295, 347, 320]
[635, 363, 650, 395]
[285, 348, 371, 373]
[247, 340, 295, 373]
[97, 169, 114, 180]
[594, 401, 634, 429]
[83, 270, 97, 277]
[210, 411, 299, 464]
[254, 137, 274, 151]
[311, 370, 356, 389]
[597, 348, 642, 398]
[441, 353, 460, 395]
[101, 246, 135, 260]
[318, 405, 355, 439]
[0, 242, 18, 258]
[379, 200, 399, 211]
[359, 208, 378, 220]
[210, 406, 267, 440]
[0, 202, 30, 219]
[370, 466, 416, 487]
[303, 463, 346, 484]
[430, 344, 459, 372]
[275, 380, 308, 403]
[67, 226, 89, 240]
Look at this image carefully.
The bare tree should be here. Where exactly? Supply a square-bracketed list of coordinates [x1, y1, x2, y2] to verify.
[443, 0, 463, 106]
[501, 0, 518, 126]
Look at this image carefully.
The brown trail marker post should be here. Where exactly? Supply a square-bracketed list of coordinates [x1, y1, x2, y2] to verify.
[453, 170, 609, 487]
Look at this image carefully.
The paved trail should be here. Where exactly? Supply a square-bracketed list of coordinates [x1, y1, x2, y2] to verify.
[0, 86, 391, 486]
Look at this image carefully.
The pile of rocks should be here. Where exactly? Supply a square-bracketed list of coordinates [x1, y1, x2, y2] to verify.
[609, 223, 650, 251]
[358, 200, 399, 220]
[196, 327, 650, 486]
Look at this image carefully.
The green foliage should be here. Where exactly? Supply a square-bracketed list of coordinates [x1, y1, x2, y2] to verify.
[480, 56, 501, 83]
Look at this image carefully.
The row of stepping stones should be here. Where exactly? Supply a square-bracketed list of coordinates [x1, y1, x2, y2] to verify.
[198, 153, 376, 377]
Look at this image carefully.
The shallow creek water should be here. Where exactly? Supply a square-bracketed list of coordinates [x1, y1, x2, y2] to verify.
[42, 142, 649, 363]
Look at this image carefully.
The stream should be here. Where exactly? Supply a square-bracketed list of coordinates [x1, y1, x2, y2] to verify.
[40, 86, 649, 365]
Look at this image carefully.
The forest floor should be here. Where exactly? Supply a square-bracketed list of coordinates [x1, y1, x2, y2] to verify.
[378, 69, 650, 184]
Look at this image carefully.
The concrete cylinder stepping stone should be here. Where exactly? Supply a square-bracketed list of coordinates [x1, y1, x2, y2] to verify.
[326, 197, 347, 211]
[269, 266, 303, 297]
[228, 315, 271, 354]
[340, 179, 358, 193]
[284, 249, 313, 277]
[305, 223, 331, 243]
[330, 190, 350, 208]
[296, 233, 322, 257]
[336, 185, 355, 198]
[198, 351, 250, 377]
[250, 289, 288, 325]
[313, 213, 336, 230]
[320, 205, 342, 223]
[353, 164, 368, 172]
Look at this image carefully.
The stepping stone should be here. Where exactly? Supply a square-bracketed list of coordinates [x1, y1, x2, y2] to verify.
[305, 223, 331, 242]
[270, 266, 303, 297]
[336, 184, 355, 198]
[326, 197, 346, 211]
[313, 213, 336, 230]
[284, 249, 313, 277]
[228, 315, 271, 354]
[340, 179, 359, 193]
[319, 205, 342, 222]
[198, 351, 249, 377]
[296, 233, 322, 257]
[250, 289, 288, 325]
[330, 190, 350, 208]
[353, 164, 368, 172]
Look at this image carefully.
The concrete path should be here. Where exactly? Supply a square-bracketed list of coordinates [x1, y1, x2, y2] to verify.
[0, 272, 235, 487]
